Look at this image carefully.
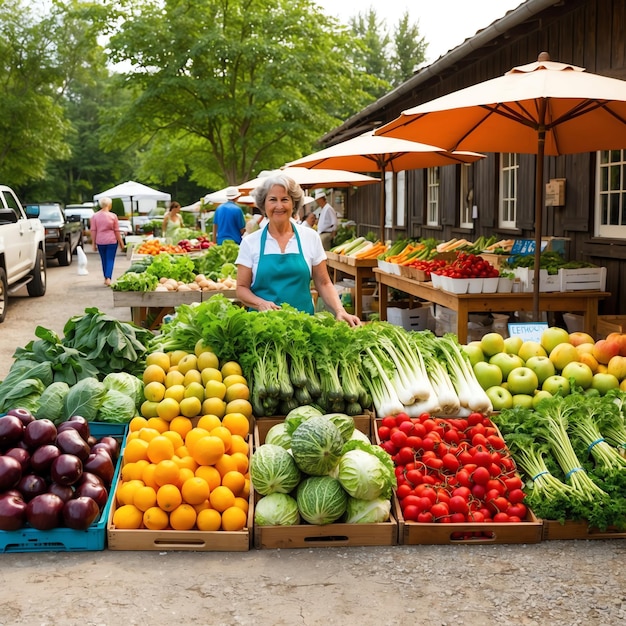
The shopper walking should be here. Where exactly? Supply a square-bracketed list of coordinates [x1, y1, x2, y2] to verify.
[90, 196, 125, 286]
[213, 187, 246, 244]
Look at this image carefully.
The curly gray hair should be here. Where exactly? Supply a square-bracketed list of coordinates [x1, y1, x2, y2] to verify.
[252, 173, 305, 216]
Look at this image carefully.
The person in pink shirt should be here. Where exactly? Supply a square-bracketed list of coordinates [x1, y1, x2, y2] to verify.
[91, 196, 125, 286]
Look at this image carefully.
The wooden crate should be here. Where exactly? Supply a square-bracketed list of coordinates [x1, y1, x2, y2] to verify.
[542, 519, 626, 541]
[345, 256, 379, 268]
[559, 267, 607, 292]
[597, 315, 626, 338]
[252, 412, 398, 549]
[479, 253, 510, 271]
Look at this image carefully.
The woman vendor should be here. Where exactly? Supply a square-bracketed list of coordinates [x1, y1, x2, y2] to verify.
[235, 173, 360, 327]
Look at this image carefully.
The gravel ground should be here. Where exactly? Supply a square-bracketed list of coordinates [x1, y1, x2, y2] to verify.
[1, 249, 625, 625]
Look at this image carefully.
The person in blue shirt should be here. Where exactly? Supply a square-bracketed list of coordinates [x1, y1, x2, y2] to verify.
[212, 187, 246, 244]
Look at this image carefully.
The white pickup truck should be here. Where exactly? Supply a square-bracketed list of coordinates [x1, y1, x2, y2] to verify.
[0, 185, 47, 323]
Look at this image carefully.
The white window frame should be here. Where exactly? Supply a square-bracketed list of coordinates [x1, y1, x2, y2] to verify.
[426, 167, 440, 227]
[595, 149, 626, 238]
[385, 171, 393, 228]
[459, 164, 473, 229]
[396, 171, 406, 227]
[499, 153, 518, 229]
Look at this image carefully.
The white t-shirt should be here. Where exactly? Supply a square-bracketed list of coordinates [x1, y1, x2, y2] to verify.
[236, 224, 327, 283]
[317, 203, 337, 234]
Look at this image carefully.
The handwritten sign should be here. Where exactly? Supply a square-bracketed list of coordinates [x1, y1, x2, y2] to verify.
[507, 322, 548, 343]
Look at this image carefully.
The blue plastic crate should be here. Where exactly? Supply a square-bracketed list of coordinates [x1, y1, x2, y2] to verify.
[0, 422, 127, 552]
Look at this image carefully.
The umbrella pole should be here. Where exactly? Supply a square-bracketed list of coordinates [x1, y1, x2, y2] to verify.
[379, 168, 386, 241]
[533, 116, 547, 322]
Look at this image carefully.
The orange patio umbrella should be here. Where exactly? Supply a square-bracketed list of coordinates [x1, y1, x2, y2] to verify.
[286, 130, 484, 237]
[377, 52, 626, 320]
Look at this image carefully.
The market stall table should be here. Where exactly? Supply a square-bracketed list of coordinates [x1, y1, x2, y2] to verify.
[112, 290, 237, 330]
[326, 253, 376, 319]
[373, 269, 609, 344]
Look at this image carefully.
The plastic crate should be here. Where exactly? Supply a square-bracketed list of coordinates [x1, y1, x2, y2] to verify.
[0, 423, 127, 553]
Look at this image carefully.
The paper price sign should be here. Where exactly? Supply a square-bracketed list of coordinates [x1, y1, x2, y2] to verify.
[507, 322, 548, 343]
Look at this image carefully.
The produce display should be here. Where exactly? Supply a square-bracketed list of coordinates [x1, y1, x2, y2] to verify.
[377, 412, 529, 533]
[0, 411, 121, 532]
[503, 250, 598, 274]
[252, 406, 396, 526]
[148, 296, 492, 418]
[432, 252, 500, 279]
[111, 346, 252, 532]
[133, 240, 190, 255]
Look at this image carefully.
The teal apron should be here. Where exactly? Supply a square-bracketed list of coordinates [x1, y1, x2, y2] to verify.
[252, 225, 314, 314]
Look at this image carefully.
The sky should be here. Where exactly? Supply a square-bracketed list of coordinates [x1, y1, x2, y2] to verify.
[314, 0, 525, 63]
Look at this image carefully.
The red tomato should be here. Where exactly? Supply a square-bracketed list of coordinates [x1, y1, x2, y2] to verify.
[442, 453, 460, 474]
[398, 420, 415, 435]
[403, 505, 419, 521]
[381, 415, 397, 429]
[472, 448, 492, 468]
[449, 512, 467, 523]
[430, 502, 449, 519]
[469, 510, 485, 523]
[504, 476, 523, 491]
[396, 483, 412, 500]
[507, 503, 527, 518]
[508, 488, 526, 504]
[472, 466, 490, 486]
[471, 483, 486, 500]
[486, 479, 505, 494]
[377, 425, 390, 441]
[452, 486, 471, 499]
[412, 423, 427, 438]
[443, 429, 461, 445]
[493, 512, 510, 522]
[405, 436, 423, 450]
[396, 446, 415, 466]
[467, 413, 484, 426]
[406, 469, 423, 486]
[417, 511, 434, 523]
[448, 495, 469, 515]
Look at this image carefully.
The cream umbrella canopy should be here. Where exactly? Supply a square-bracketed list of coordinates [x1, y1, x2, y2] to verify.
[286, 131, 484, 237]
[376, 52, 626, 320]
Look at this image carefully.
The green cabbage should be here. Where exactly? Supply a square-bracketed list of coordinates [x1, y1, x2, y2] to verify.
[325, 413, 355, 442]
[291, 415, 343, 476]
[285, 404, 323, 435]
[296, 476, 347, 525]
[349, 428, 371, 444]
[254, 493, 300, 526]
[264, 422, 292, 449]
[97, 389, 137, 423]
[63, 377, 107, 422]
[344, 497, 391, 524]
[250, 444, 301, 496]
[103, 372, 144, 408]
[35, 381, 70, 425]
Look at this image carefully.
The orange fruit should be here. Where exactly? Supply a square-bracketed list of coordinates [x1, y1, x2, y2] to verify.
[153, 459, 180, 487]
[123, 438, 149, 463]
[215, 454, 238, 477]
[142, 463, 159, 490]
[233, 496, 249, 514]
[133, 485, 157, 512]
[116, 479, 144, 506]
[210, 425, 232, 452]
[146, 417, 169, 434]
[221, 505, 247, 531]
[224, 383, 249, 403]
[177, 467, 195, 486]
[221, 412, 250, 438]
[185, 427, 210, 454]
[173, 454, 198, 473]
[162, 430, 184, 450]
[169, 503, 197, 530]
[225, 399, 253, 419]
[229, 451, 249, 474]
[129, 416, 149, 432]
[241, 478, 251, 499]
[229, 435, 249, 456]
[221, 470, 246, 497]
[196, 508, 221, 531]
[156, 483, 182, 511]
[113, 504, 144, 529]
[123, 459, 150, 482]
[209, 485, 235, 512]
[220, 361, 242, 378]
[169, 416, 193, 440]
[143, 363, 166, 385]
[138, 427, 161, 443]
[143, 506, 169, 530]
[197, 414, 221, 432]
[181, 477, 211, 505]
[195, 465, 221, 491]
[191, 435, 225, 466]
[147, 435, 175, 463]
[193, 499, 211, 514]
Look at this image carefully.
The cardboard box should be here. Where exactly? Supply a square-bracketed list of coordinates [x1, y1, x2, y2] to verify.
[545, 178, 566, 206]
[542, 519, 626, 541]
[253, 412, 398, 549]
[387, 304, 433, 331]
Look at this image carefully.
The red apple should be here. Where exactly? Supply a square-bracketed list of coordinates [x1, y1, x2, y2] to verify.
[569, 331, 595, 347]
[607, 332, 626, 357]
[593, 339, 621, 365]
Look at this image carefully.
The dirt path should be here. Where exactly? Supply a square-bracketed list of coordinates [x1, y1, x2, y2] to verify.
[1, 249, 625, 625]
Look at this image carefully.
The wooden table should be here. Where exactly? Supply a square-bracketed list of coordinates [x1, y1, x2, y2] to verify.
[326, 254, 377, 319]
[113, 290, 237, 330]
[374, 269, 610, 344]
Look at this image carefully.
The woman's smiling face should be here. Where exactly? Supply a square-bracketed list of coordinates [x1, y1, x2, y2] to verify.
[265, 185, 293, 222]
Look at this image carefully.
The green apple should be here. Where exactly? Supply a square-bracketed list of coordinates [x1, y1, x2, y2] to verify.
[462, 342, 485, 367]
[507, 366, 539, 395]
[590, 372, 620, 395]
[485, 385, 514, 411]
[532, 390, 553, 408]
[607, 355, 626, 381]
[512, 393, 535, 409]
[480, 332, 506, 358]
[489, 352, 524, 381]
[540, 326, 571, 355]
[548, 342, 579, 372]
[561, 361, 594, 390]
[504, 336, 523, 355]
[525, 355, 556, 385]
[542, 374, 571, 396]
[473, 361, 503, 390]
[518, 341, 548, 362]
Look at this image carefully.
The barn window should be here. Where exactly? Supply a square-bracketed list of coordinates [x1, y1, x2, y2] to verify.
[596, 150, 626, 238]
[426, 167, 440, 226]
[499, 153, 518, 229]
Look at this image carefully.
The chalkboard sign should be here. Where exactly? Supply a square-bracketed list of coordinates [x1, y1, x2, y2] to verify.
[507, 322, 548, 343]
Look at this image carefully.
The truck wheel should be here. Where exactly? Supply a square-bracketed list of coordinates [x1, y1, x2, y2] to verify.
[57, 242, 72, 266]
[0, 267, 7, 323]
[27, 248, 47, 297]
